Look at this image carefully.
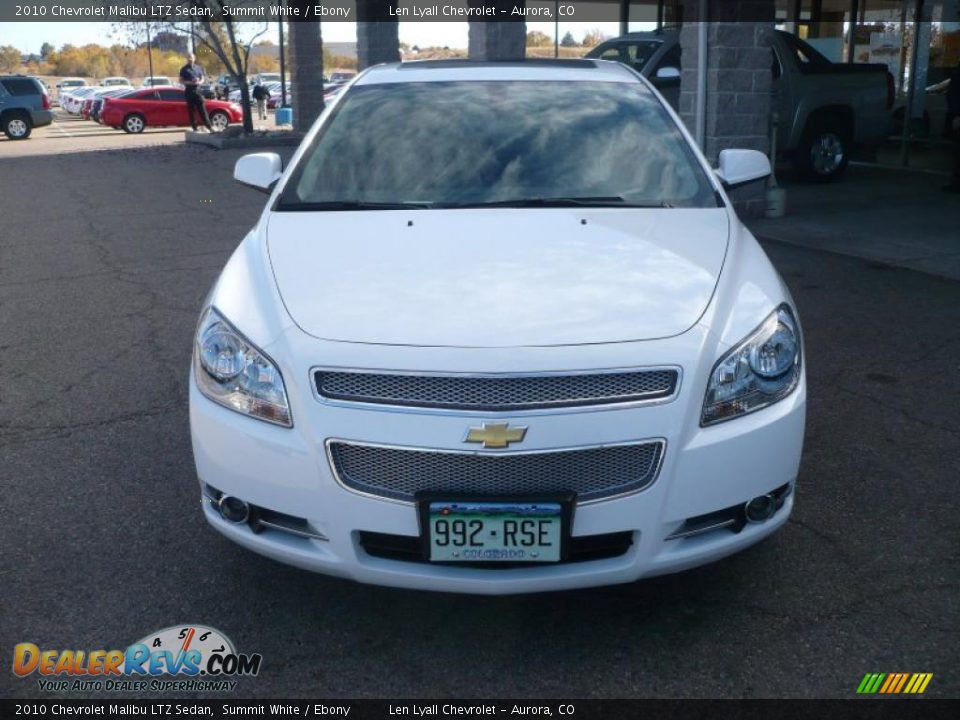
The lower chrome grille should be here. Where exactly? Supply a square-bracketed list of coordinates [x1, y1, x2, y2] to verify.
[327, 440, 665, 504]
[313, 368, 680, 411]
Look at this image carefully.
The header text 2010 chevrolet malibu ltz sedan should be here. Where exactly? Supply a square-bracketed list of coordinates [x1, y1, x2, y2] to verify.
[190, 59, 806, 594]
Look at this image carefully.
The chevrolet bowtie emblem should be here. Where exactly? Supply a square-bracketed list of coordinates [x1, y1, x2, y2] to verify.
[464, 422, 528, 449]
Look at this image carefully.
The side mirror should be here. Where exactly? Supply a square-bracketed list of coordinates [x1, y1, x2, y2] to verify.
[715, 149, 771, 187]
[655, 66, 681, 80]
[234, 153, 282, 193]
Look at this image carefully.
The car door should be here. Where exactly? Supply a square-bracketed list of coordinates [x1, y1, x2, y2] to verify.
[157, 88, 188, 126]
[133, 89, 162, 124]
[649, 43, 682, 110]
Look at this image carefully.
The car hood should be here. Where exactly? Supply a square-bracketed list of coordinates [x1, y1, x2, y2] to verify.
[266, 208, 729, 348]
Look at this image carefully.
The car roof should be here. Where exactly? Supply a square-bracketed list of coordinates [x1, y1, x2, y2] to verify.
[356, 59, 641, 85]
[605, 28, 679, 41]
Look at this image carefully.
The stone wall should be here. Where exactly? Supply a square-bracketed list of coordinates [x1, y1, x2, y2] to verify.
[288, 22, 324, 131]
[679, 2, 775, 218]
[468, 23, 527, 60]
[357, 2, 401, 69]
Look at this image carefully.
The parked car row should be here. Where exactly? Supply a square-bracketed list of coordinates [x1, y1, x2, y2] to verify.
[95, 87, 242, 133]
[54, 78, 243, 133]
[61, 84, 133, 115]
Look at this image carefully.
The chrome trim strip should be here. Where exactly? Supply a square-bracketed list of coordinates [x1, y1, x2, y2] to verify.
[665, 518, 737, 540]
[202, 488, 328, 541]
[256, 519, 329, 542]
[309, 365, 683, 416]
[324, 437, 667, 507]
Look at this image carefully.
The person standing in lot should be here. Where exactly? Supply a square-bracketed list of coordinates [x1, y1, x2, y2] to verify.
[180, 52, 213, 132]
[252, 82, 268, 122]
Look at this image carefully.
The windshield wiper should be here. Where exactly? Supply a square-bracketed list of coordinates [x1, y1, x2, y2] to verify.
[435, 197, 673, 209]
[275, 200, 432, 211]
[276, 197, 676, 211]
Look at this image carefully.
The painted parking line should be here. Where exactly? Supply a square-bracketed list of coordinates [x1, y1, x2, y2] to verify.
[53, 120, 73, 138]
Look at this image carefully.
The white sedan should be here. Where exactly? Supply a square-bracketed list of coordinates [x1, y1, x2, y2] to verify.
[190, 60, 806, 594]
[61, 86, 99, 114]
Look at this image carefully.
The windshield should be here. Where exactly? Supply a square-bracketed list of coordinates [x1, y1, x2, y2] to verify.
[278, 80, 717, 210]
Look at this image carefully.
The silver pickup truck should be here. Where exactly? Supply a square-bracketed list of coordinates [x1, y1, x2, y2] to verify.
[587, 29, 894, 182]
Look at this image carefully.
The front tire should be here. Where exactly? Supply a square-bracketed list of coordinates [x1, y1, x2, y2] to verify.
[209, 110, 230, 132]
[123, 113, 146, 134]
[3, 113, 32, 140]
[794, 123, 850, 182]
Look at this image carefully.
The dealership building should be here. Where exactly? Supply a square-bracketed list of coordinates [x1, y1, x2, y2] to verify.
[286, 0, 957, 216]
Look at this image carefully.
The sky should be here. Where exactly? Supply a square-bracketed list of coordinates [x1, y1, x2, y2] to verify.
[0, 21, 631, 55]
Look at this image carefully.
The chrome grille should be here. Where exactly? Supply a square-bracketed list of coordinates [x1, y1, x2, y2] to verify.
[327, 440, 664, 503]
[314, 369, 679, 411]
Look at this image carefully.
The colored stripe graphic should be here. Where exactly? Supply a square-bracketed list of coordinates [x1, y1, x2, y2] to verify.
[905, 673, 933, 694]
[879, 674, 898, 693]
[857, 673, 886, 694]
[857, 673, 932, 694]
[892, 673, 910, 693]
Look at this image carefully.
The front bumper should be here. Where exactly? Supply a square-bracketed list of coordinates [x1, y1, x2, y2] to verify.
[189, 352, 805, 594]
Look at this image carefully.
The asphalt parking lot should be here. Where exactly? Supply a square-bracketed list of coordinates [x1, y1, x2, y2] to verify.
[1, 142, 957, 699]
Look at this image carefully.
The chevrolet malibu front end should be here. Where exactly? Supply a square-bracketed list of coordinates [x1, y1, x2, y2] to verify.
[189, 60, 805, 594]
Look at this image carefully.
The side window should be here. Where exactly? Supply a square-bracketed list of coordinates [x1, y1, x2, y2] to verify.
[137, 90, 160, 101]
[625, 42, 662, 72]
[1, 78, 40, 96]
[653, 44, 683, 75]
[779, 33, 830, 69]
[598, 45, 624, 63]
[158, 89, 183, 101]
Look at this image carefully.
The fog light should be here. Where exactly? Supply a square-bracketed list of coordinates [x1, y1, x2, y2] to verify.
[218, 495, 249, 523]
[744, 494, 776, 523]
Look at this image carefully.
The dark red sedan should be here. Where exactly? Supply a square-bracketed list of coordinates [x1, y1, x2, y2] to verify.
[100, 87, 243, 133]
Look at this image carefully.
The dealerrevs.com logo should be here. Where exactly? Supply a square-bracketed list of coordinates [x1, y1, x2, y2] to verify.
[12, 625, 262, 693]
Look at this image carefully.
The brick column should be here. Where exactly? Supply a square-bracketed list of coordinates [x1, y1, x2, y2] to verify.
[680, 2, 775, 218]
[468, 22, 526, 60]
[468, 2, 526, 61]
[288, 21, 324, 131]
[357, 1, 401, 69]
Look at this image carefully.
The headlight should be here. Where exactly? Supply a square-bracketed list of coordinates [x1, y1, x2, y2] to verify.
[193, 308, 292, 427]
[701, 304, 801, 426]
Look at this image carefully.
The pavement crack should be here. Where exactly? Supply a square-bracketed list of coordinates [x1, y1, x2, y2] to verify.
[0, 403, 180, 442]
[830, 384, 959, 437]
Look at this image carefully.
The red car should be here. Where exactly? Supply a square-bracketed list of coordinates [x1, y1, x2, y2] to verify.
[101, 87, 243, 133]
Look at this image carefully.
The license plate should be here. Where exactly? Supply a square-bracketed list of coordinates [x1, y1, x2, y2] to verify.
[423, 500, 564, 563]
